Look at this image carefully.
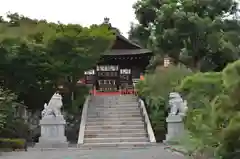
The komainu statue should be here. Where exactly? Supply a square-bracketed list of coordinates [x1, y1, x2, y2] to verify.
[41, 92, 63, 118]
[168, 92, 188, 117]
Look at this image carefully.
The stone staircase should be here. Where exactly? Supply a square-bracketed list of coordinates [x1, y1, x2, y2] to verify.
[81, 95, 150, 147]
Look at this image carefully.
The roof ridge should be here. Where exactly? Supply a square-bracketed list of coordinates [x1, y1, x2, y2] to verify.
[115, 31, 142, 49]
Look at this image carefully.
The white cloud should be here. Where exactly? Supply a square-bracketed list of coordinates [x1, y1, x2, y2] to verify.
[0, 0, 138, 36]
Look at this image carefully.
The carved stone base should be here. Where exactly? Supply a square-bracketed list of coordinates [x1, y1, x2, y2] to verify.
[35, 115, 68, 148]
[35, 141, 68, 148]
[35, 142, 68, 149]
[165, 115, 184, 142]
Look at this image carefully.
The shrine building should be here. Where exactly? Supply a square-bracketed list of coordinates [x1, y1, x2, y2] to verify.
[84, 18, 153, 93]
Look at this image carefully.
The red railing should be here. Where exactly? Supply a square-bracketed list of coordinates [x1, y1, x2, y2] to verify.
[89, 89, 138, 96]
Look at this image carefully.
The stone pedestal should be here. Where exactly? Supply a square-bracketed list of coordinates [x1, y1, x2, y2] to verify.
[35, 115, 68, 148]
[165, 115, 184, 142]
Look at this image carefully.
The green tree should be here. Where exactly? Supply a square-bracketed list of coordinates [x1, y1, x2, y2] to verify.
[178, 60, 240, 158]
[131, 0, 240, 71]
[129, 0, 162, 47]
[0, 89, 18, 132]
[128, 23, 150, 48]
[0, 13, 114, 111]
[47, 24, 114, 95]
[178, 72, 223, 108]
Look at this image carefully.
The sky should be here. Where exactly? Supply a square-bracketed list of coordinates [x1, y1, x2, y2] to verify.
[0, 0, 138, 37]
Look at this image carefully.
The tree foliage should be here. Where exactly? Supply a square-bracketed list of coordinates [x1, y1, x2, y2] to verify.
[0, 13, 114, 111]
[0, 89, 18, 131]
[129, 0, 161, 47]
[178, 60, 240, 158]
[131, 0, 240, 71]
[136, 65, 192, 141]
[178, 72, 223, 108]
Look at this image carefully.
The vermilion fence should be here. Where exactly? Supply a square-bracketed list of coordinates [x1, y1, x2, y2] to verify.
[89, 89, 138, 96]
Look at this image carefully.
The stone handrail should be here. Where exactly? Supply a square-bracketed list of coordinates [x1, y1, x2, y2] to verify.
[77, 95, 91, 145]
[138, 98, 156, 143]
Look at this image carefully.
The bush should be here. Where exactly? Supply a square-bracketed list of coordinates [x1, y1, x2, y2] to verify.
[145, 96, 166, 141]
[136, 65, 192, 142]
[0, 138, 26, 151]
[178, 60, 240, 159]
[217, 60, 240, 159]
[0, 89, 17, 132]
[64, 87, 88, 143]
[137, 65, 192, 98]
[0, 118, 31, 141]
[178, 72, 224, 142]
[178, 72, 223, 108]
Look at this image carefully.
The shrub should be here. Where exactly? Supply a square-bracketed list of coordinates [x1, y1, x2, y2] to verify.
[145, 96, 166, 141]
[222, 60, 240, 100]
[217, 60, 240, 159]
[0, 138, 26, 151]
[64, 87, 88, 143]
[178, 72, 223, 108]
[0, 89, 31, 144]
[178, 60, 240, 159]
[0, 118, 31, 141]
[136, 65, 192, 141]
[137, 65, 192, 98]
[64, 86, 89, 114]
[178, 72, 224, 144]
[217, 118, 240, 159]
[0, 89, 17, 132]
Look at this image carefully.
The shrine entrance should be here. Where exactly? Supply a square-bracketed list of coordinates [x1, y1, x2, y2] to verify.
[86, 65, 131, 92]
[96, 65, 119, 92]
[83, 19, 153, 94]
[84, 64, 134, 93]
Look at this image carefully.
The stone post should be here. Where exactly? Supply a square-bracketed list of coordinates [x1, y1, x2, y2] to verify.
[35, 92, 68, 148]
[164, 92, 187, 142]
[35, 115, 68, 148]
[165, 115, 185, 142]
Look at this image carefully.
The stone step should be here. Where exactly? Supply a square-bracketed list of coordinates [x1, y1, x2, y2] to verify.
[87, 113, 142, 118]
[87, 110, 141, 115]
[93, 103, 139, 107]
[89, 106, 140, 109]
[87, 120, 144, 126]
[93, 107, 140, 111]
[93, 96, 137, 99]
[92, 99, 137, 102]
[84, 132, 147, 138]
[87, 117, 143, 122]
[91, 106, 139, 109]
[115, 100, 138, 102]
[92, 99, 137, 101]
[87, 112, 142, 118]
[80, 142, 151, 149]
[85, 124, 145, 130]
[100, 99, 138, 102]
[84, 137, 148, 143]
[90, 106, 139, 109]
[92, 98, 137, 101]
[90, 104, 139, 107]
[89, 108, 140, 112]
[105, 100, 138, 103]
[84, 128, 146, 134]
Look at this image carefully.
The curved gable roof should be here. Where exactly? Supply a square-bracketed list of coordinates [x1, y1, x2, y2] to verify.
[102, 18, 152, 55]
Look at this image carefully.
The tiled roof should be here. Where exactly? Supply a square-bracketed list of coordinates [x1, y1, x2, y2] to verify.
[103, 49, 152, 55]
[101, 19, 152, 56]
